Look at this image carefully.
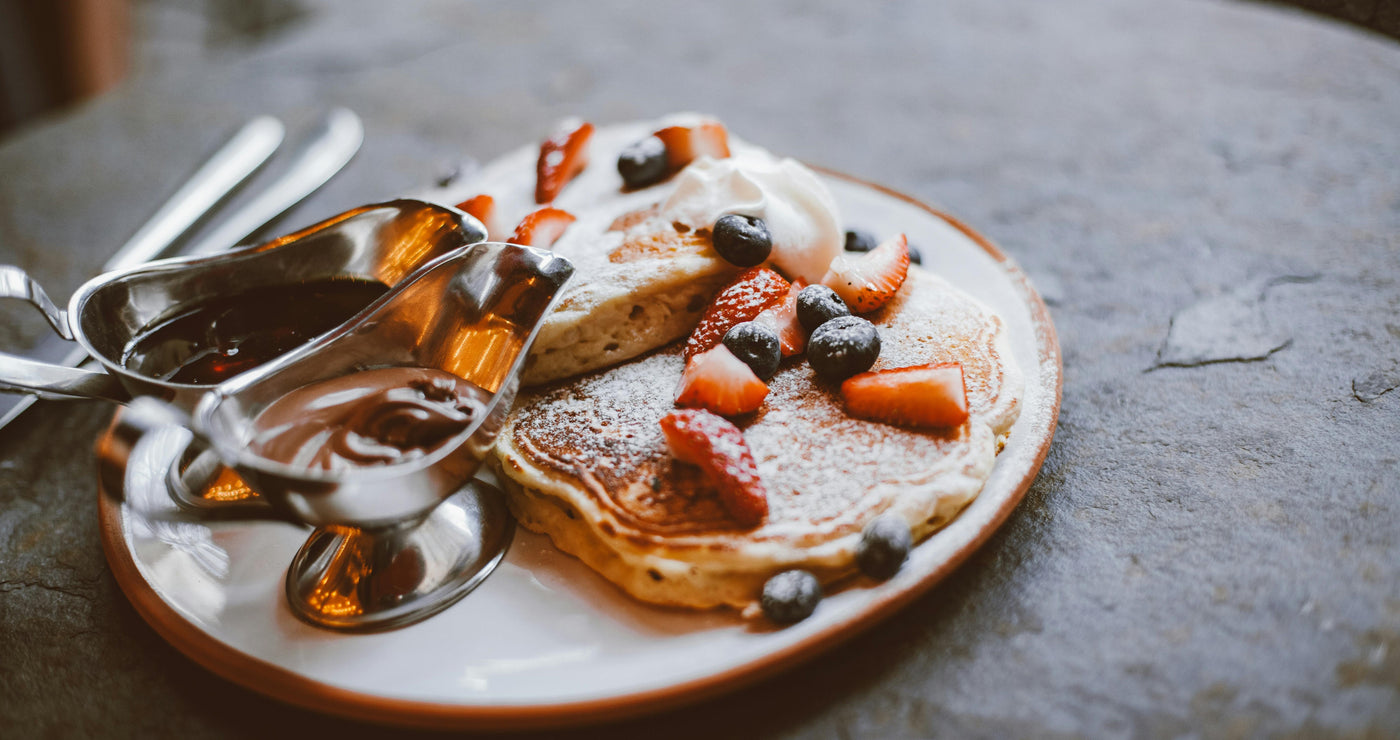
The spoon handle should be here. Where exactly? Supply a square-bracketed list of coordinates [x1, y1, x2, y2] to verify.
[104, 116, 285, 269]
[185, 108, 363, 256]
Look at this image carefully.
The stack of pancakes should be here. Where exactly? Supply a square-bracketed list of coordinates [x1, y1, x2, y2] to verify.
[459, 118, 1023, 612]
[450, 119, 749, 386]
[492, 269, 1022, 611]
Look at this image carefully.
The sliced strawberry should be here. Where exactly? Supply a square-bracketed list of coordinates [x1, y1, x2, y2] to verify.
[455, 194, 504, 241]
[841, 362, 969, 429]
[508, 206, 576, 248]
[535, 119, 594, 204]
[752, 279, 807, 358]
[684, 266, 789, 362]
[660, 408, 768, 527]
[820, 233, 910, 313]
[654, 119, 731, 171]
[675, 344, 769, 416]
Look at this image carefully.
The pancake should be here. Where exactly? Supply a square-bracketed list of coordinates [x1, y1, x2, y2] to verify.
[491, 268, 1023, 612]
[438, 117, 843, 386]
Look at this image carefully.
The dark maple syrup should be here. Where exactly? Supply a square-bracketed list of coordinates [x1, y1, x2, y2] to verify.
[122, 278, 389, 385]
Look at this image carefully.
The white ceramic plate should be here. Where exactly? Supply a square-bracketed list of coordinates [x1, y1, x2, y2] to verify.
[98, 170, 1061, 731]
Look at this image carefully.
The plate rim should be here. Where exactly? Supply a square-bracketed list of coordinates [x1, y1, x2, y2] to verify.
[96, 169, 1063, 732]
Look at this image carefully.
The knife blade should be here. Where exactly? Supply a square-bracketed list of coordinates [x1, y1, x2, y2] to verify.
[0, 109, 363, 430]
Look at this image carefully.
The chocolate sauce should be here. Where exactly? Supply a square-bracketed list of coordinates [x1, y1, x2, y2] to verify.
[122, 278, 389, 385]
[249, 367, 490, 472]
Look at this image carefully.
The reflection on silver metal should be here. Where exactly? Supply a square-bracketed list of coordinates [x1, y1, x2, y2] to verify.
[0, 200, 487, 411]
[285, 481, 514, 632]
[198, 241, 574, 526]
[101, 410, 510, 632]
[103, 241, 573, 631]
[0, 352, 128, 402]
[0, 266, 71, 339]
[118, 423, 233, 586]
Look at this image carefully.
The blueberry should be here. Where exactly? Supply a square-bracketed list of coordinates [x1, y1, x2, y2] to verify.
[761, 569, 822, 623]
[712, 214, 772, 267]
[722, 322, 781, 380]
[617, 136, 668, 188]
[907, 243, 923, 265]
[807, 315, 880, 382]
[844, 229, 878, 252]
[795, 285, 851, 333]
[856, 514, 912, 580]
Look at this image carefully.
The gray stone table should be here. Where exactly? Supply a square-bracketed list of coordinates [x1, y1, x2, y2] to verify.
[2, 0, 1397, 736]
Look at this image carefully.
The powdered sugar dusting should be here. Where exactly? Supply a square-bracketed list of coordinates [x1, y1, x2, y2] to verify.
[869, 268, 1020, 435]
[503, 266, 1021, 550]
[684, 267, 789, 361]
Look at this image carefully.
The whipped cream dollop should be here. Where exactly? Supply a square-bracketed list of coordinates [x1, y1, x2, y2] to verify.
[658, 152, 843, 283]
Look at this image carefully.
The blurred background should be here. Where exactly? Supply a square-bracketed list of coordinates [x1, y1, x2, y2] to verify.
[1, 0, 1397, 139]
[0, 0, 301, 135]
[1, 1, 1397, 737]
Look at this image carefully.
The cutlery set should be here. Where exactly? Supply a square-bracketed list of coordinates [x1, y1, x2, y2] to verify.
[0, 109, 363, 428]
[0, 109, 577, 631]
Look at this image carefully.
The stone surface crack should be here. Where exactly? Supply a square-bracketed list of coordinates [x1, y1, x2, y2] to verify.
[1353, 361, 1400, 402]
[1151, 274, 1319, 370]
[0, 579, 92, 602]
[1209, 140, 1299, 174]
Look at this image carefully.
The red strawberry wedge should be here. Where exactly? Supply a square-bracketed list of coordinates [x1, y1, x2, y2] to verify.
[654, 120, 731, 171]
[675, 344, 769, 416]
[455, 194, 503, 241]
[820, 233, 910, 313]
[509, 206, 577, 248]
[684, 266, 790, 362]
[536, 119, 594, 204]
[753, 279, 807, 357]
[660, 409, 768, 527]
[841, 362, 970, 429]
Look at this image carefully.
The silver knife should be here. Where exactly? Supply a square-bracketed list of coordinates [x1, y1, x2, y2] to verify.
[0, 109, 363, 430]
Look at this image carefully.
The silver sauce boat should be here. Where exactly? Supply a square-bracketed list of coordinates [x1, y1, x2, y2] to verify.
[0, 199, 486, 410]
[101, 240, 574, 631]
[4, 199, 577, 631]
